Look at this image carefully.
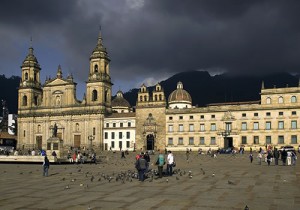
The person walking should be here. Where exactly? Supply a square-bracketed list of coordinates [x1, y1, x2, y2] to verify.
[167, 151, 175, 176]
[249, 153, 253, 163]
[156, 150, 165, 178]
[267, 152, 272, 166]
[281, 149, 287, 166]
[135, 152, 148, 181]
[257, 152, 262, 165]
[43, 156, 50, 177]
[291, 151, 297, 166]
[273, 148, 280, 165]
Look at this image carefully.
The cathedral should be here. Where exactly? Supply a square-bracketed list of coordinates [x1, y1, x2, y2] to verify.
[18, 32, 300, 153]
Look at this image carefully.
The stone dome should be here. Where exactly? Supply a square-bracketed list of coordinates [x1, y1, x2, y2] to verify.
[21, 47, 41, 69]
[168, 82, 192, 108]
[111, 91, 130, 108]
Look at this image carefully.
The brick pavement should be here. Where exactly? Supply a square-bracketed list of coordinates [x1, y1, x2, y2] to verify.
[0, 151, 299, 210]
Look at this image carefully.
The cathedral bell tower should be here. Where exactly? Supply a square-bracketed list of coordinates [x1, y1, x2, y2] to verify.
[86, 30, 112, 113]
[18, 46, 42, 111]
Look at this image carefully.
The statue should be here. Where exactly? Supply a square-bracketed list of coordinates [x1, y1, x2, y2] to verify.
[52, 123, 58, 137]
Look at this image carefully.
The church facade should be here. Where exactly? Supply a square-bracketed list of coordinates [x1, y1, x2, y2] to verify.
[17, 32, 112, 151]
[17, 33, 300, 152]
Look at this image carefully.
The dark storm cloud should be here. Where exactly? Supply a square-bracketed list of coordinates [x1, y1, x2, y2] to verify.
[1, 0, 300, 93]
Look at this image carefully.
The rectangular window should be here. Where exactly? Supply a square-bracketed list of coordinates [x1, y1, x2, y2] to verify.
[169, 116, 173, 120]
[119, 132, 122, 139]
[266, 112, 271, 116]
[111, 141, 115, 148]
[189, 124, 194, 132]
[291, 135, 297, 144]
[254, 136, 259, 144]
[179, 124, 184, 132]
[189, 137, 194, 145]
[292, 111, 297, 115]
[113, 123, 116, 128]
[93, 127, 96, 135]
[168, 125, 173, 132]
[128, 122, 131, 127]
[126, 132, 130, 139]
[126, 141, 130, 148]
[120, 123, 123, 127]
[111, 132, 115, 139]
[210, 137, 216, 145]
[168, 138, 173, 145]
[242, 113, 246, 117]
[225, 123, 232, 131]
[200, 115, 204, 119]
[106, 123, 109, 128]
[278, 121, 284, 129]
[210, 123, 216, 131]
[119, 141, 122, 149]
[200, 137, 205, 145]
[291, 120, 297, 129]
[253, 122, 259, 130]
[241, 136, 247, 144]
[265, 121, 271, 130]
[211, 115, 215, 119]
[266, 136, 271, 144]
[279, 112, 283, 116]
[178, 137, 183, 145]
[241, 122, 247, 131]
[200, 124, 205, 131]
[189, 115, 193, 120]
[254, 113, 258, 117]
[278, 135, 284, 144]
[179, 116, 183, 120]
[104, 132, 108, 139]
[24, 130, 26, 137]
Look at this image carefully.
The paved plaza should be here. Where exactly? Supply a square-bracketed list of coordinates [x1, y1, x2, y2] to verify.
[0, 151, 299, 210]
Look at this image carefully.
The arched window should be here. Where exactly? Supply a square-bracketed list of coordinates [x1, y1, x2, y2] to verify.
[38, 125, 41, 133]
[291, 96, 297, 103]
[55, 96, 61, 106]
[25, 72, 28, 80]
[104, 90, 108, 102]
[278, 96, 284, 104]
[34, 73, 37, 82]
[22, 95, 27, 106]
[154, 95, 157, 101]
[140, 96, 143, 101]
[144, 95, 147, 101]
[159, 94, 162, 100]
[76, 123, 79, 131]
[266, 97, 271, 104]
[94, 64, 98, 73]
[34, 96, 38, 106]
[92, 90, 98, 101]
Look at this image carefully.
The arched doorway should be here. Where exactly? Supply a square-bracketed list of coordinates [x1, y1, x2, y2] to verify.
[146, 134, 155, 150]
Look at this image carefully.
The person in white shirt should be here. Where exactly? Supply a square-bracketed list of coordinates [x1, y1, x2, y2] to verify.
[167, 151, 175, 176]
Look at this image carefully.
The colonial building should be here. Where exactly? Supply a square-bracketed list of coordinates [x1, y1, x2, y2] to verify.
[17, 32, 300, 152]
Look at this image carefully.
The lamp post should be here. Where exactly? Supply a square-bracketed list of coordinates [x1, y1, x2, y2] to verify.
[88, 135, 95, 153]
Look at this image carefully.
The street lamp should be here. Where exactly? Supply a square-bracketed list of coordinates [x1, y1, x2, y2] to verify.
[88, 135, 95, 152]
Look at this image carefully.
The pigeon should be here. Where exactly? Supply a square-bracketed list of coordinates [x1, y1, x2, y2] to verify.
[80, 183, 84, 187]
[90, 175, 94, 182]
[166, 178, 169, 183]
[61, 177, 66, 181]
[65, 185, 70, 190]
[212, 173, 215, 177]
[71, 179, 76, 182]
[98, 177, 101, 182]
[228, 180, 235, 185]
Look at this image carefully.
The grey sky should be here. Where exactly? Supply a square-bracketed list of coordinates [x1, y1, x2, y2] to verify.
[1, 0, 300, 97]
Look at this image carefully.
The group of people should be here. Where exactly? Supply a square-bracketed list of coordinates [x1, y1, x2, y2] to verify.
[251, 147, 297, 166]
[135, 150, 175, 181]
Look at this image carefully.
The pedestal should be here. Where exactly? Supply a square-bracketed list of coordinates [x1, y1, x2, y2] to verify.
[46, 137, 63, 158]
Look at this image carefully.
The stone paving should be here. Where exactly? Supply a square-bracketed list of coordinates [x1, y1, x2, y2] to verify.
[0, 151, 299, 210]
